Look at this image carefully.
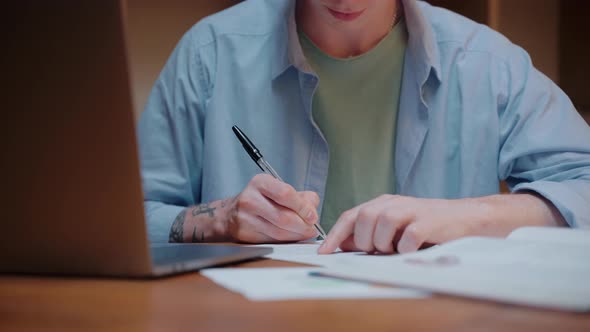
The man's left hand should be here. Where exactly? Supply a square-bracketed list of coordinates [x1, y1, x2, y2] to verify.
[317, 193, 565, 255]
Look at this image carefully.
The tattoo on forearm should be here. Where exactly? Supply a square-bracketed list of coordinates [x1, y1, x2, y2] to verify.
[191, 226, 205, 243]
[169, 202, 218, 243]
[191, 203, 216, 218]
[169, 210, 186, 243]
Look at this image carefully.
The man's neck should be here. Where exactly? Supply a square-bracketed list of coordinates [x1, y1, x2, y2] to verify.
[296, 0, 398, 58]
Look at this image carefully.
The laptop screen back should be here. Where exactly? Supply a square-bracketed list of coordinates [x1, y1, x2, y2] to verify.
[1, 0, 152, 276]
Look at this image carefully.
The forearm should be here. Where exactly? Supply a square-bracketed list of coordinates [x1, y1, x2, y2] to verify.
[471, 193, 567, 237]
[168, 198, 234, 243]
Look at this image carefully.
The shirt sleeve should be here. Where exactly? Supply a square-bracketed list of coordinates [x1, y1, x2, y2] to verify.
[137, 31, 210, 243]
[497, 45, 590, 228]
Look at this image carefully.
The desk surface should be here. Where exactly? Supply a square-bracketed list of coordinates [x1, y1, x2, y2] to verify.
[1, 258, 588, 332]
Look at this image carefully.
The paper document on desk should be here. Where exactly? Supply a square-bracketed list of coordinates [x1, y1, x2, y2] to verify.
[201, 267, 429, 301]
[313, 227, 590, 312]
[256, 241, 407, 268]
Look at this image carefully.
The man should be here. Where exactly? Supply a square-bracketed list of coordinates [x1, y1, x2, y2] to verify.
[138, 0, 590, 254]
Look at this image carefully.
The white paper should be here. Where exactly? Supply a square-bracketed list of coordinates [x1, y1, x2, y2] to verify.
[507, 226, 590, 248]
[257, 242, 405, 268]
[318, 236, 590, 312]
[201, 267, 429, 301]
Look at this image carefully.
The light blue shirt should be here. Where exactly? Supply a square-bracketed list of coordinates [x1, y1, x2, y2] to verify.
[138, 0, 590, 243]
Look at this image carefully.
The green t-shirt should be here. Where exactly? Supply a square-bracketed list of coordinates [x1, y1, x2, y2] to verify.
[299, 20, 408, 231]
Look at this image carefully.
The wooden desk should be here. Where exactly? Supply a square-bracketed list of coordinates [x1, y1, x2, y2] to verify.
[1, 258, 588, 331]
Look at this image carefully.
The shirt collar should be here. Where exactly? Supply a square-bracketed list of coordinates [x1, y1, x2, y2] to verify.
[271, 0, 309, 79]
[272, 0, 442, 85]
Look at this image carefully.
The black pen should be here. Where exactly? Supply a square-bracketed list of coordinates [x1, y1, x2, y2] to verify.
[232, 125, 327, 240]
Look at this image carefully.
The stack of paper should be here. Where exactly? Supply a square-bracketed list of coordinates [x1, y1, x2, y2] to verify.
[316, 227, 590, 312]
[201, 267, 428, 301]
[202, 227, 590, 311]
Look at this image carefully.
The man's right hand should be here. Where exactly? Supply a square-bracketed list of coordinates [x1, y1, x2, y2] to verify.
[168, 174, 320, 243]
[224, 174, 320, 243]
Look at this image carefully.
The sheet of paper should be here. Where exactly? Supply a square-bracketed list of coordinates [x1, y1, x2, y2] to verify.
[201, 267, 429, 301]
[256, 242, 404, 268]
[317, 237, 590, 312]
[507, 226, 590, 248]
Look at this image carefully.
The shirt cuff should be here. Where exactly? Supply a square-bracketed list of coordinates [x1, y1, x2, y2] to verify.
[144, 201, 186, 244]
[513, 180, 590, 228]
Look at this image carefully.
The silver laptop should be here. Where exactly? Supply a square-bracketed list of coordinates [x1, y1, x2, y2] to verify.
[0, 0, 271, 277]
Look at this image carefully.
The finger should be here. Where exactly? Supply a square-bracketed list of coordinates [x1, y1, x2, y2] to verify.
[397, 221, 432, 254]
[300, 191, 320, 208]
[348, 196, 393, 253]
[396, 214, 469, 253]
[317, 208, 358, 254]
[259, 215, 316, 242]
[374, 207, 417, 254]
[353, 207, 379, 253]
[250, 192, 316, 236]
[228, 213, 281, 243]
[254, 175, 318, 224]
[244, 216, 316, 243]
[373, 215, 398, 254]
[338, 235, 361, 252]
[318, 195, 392, 254]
